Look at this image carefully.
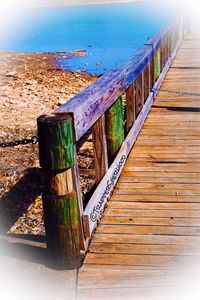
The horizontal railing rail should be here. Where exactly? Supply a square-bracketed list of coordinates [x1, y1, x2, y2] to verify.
[37, 15, 184, 269]
[54, 19, 180, 141]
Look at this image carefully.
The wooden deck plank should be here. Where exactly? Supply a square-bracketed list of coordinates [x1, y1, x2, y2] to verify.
[119, 176, 200, 183]
[92, 234, 200, 245]
[89, 243, 200, 256]
[100, 216, 200, 226]
[84, 253, 199, 267]
[110, 195, 200, 202]
[77, 287, 187, 300]
[115, 183, 200, 189]
[109, 201, 200, 209]
[95, 225, 200, 235]
[103, 209, 200, 218]
[77, 36, 200, 298]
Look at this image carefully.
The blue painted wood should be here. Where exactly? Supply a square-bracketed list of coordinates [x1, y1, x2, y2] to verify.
[55, 19, 180, 141]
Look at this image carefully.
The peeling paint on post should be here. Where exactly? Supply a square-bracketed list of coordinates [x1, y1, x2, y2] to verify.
[105, 96, 124, 163]
[38, 114, 74, 170]
[154, 49, 161, 81]
[37, 114, 80, 269]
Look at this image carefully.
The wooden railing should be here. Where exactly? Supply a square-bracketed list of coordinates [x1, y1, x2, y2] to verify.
[37, 16, 183, 269]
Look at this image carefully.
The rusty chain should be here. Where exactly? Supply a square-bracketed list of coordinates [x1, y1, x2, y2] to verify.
[133, 82, 200, 97]
[0, 136, 38, 148]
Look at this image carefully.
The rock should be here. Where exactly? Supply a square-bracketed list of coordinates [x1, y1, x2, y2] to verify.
[25, 80, 38, 85]
[57, 98, 67, 106]
[4, 71, 17, 77]
[0, 129, 7, 137]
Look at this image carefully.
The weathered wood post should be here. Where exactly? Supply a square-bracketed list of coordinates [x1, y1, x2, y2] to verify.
[143, 65, 150, 101]
[135, 72, 145, 116]
[170, 30, 176, 54]
[92, 115, 108, 185]
[105, 96, 124, 163]
[160, 36, 167, 69]
[126, 84, 136, 133]
[154, 48, 161, 82]
[37, 113, 81, 269]
[150, 57, 155, 88]
[166, 33, 170, 60]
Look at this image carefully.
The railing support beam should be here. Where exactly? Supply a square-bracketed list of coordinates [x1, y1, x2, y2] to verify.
[105, 96, 124, 164]
[126, 84, 136, 133]
[92, 114, 109, 185]
[154, 48, 161, 81]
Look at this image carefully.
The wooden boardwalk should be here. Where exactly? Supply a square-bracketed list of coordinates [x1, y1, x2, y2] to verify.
[77, 36, 200, 299]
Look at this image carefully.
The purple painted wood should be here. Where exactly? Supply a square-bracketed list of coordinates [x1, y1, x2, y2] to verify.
[83, 36, 183, 237]
[55, 19, 181, 141]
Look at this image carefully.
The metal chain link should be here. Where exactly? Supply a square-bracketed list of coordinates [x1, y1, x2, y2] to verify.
[133, 83, 200, 97]
[157, 88, 200, 97]
[0, 136, 38, 148]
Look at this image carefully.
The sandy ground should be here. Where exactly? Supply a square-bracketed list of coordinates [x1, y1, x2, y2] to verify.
[0, 51, 97, 236]
[0, 50, 97, 300]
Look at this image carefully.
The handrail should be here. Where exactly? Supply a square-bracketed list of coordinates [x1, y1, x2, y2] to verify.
[37, 15, 184, 270]
[55, 19, 180, 141]
[83, 37, 182, 239]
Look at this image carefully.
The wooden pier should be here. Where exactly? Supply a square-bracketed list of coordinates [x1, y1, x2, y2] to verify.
[35, 16, 200, 299]
[76, 36, 200, 299]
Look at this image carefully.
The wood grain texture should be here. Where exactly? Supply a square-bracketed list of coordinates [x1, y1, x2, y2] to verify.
[154, 48, 161, 81]
[92, 115, 108, 185]
[37, 114, 74, 170]
[126, 84, 136, 132]
[37, 114, 81, 268]
[55, 21, 180, 141]
[43, 193, 80, 269]
[83, 36, 181, 240]
[105, 96, 124, 163]
[135, 73, 145, 115]
[143, 64, 150, 101]
[77, 35, 200, 298]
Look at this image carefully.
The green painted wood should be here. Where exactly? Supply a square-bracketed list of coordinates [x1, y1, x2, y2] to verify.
[37, 113, 81, 269]
[43, 192, 80, 269]
[37, 114, 74, 170]
[154, 49, 161, 81]
[105, 96, 124, 163]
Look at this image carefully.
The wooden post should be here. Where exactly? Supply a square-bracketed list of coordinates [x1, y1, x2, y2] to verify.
[126, 84, 136, 133]
[161, 39, 167, 71]
[105, 96, 124, 163]
[170, 30, 175, 54]
[175, 24, 179, 45]
[154, 48, 161, 82]
[164, 37, 167, 64]
[179, 18, 183, 42]
[150, 57, 155, 88]
[135, 72, 145, 116]
[92, 114, 108, 185]
[37, 113, 81, 269]
[143, 65, 150, 102]
[166, 34, 170, 60]
[160, 42, 164, 72]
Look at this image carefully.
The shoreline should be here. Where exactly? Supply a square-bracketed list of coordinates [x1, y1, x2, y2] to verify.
[0, 51, 97, 234]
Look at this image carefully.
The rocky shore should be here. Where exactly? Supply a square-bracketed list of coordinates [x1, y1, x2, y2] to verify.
[0, 51, 97, 236]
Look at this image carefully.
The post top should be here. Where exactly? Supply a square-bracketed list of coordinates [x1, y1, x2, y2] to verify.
[37, 113, 72, 124]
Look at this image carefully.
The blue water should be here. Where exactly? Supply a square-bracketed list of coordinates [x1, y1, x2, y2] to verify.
[0, 1, 179, 74]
